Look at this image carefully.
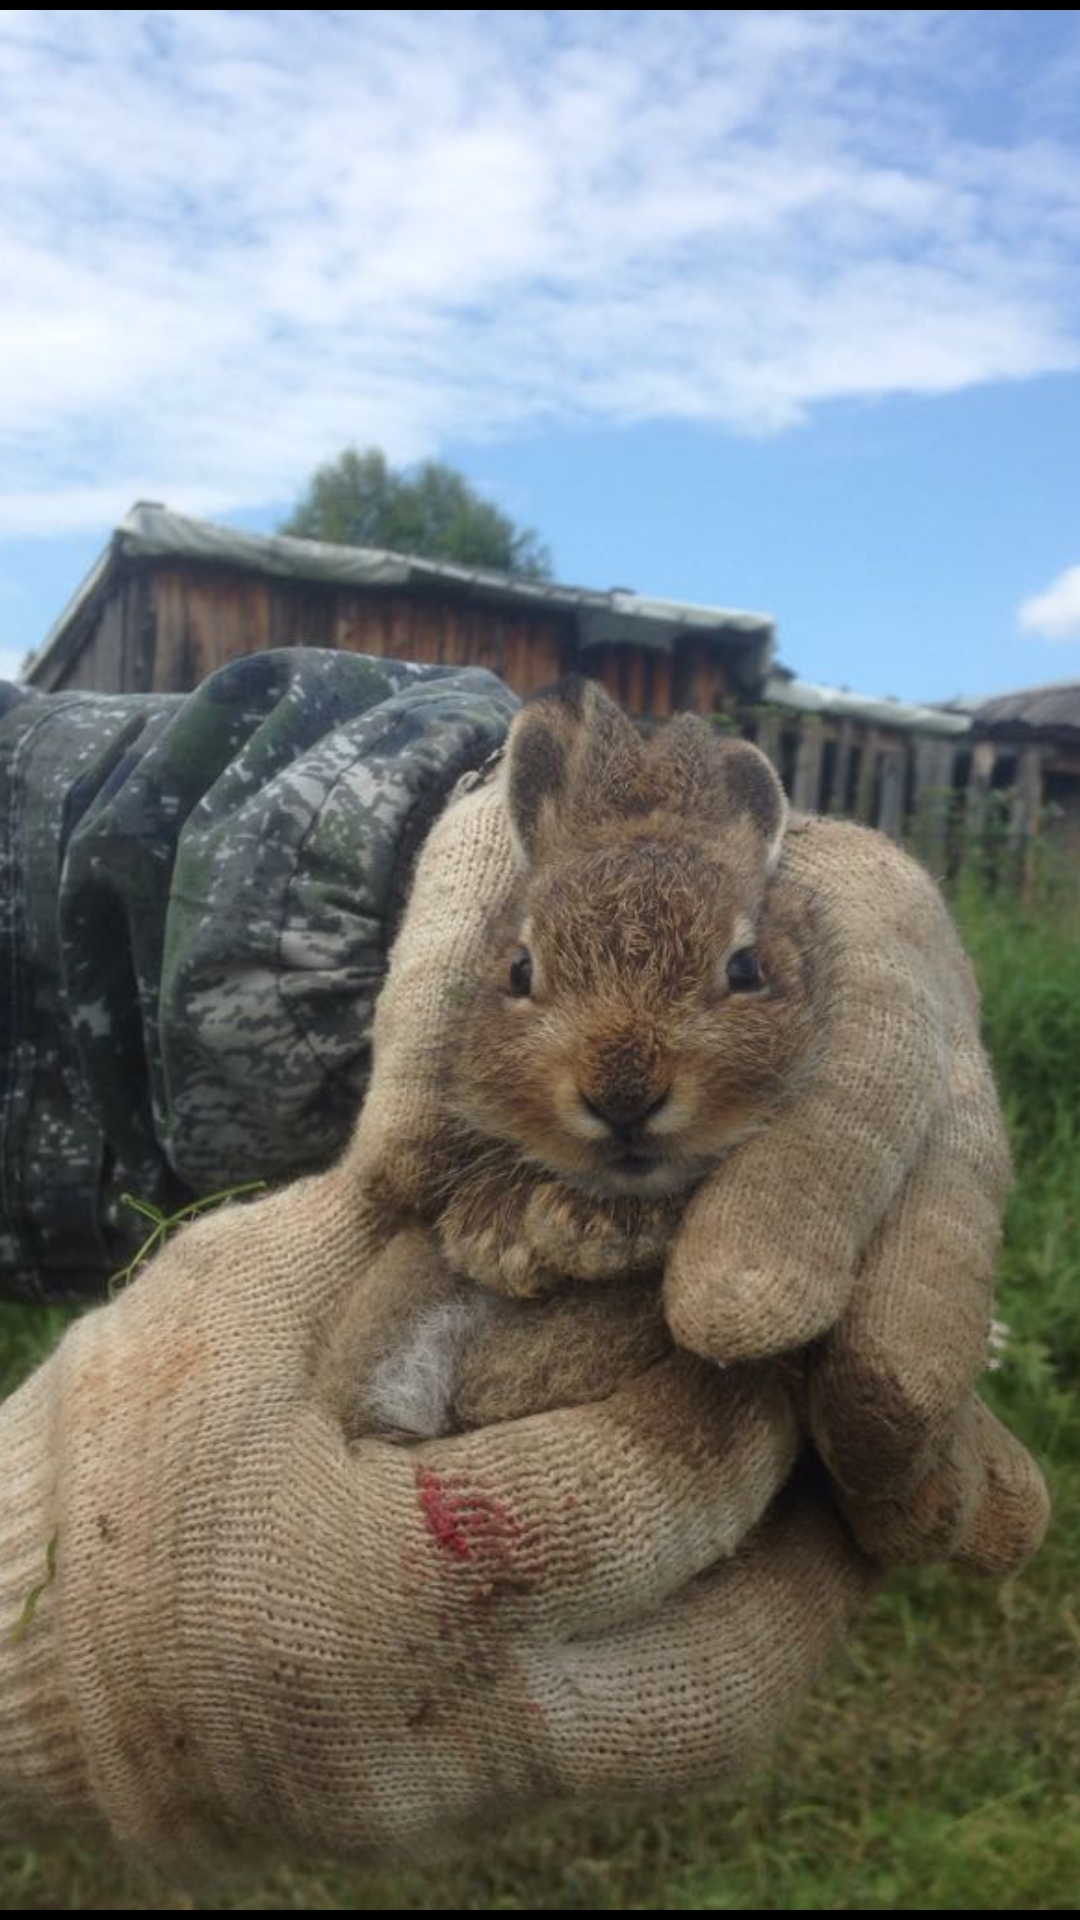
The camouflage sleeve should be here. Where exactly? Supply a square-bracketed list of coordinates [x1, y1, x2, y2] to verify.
[0, 651, 517, 1301]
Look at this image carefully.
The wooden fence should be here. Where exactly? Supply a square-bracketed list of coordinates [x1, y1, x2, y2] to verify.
[735, 704, 1076, 894]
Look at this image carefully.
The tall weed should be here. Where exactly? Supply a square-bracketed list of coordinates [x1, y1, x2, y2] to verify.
[954, 880, 1080, 1459]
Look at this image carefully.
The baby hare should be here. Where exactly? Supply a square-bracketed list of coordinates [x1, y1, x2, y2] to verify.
[326, 677, 819, 1439]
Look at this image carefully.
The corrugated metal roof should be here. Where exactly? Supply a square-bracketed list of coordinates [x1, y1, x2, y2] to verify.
[763, 671, 971, 737]
[952, 680, 1080, 737]
[25, 503, 776, 693]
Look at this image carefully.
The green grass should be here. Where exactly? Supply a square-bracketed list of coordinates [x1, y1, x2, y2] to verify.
[0, 1299, 77, 1399]
[955, 881, 1080, 1468]
[2, 878, 1078, 1910]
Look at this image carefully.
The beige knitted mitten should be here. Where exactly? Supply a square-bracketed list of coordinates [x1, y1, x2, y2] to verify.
[353, 775, 1047, 1574]
[663, 817, 969, 1359]
[663, 816, 1047, 1570]
[0, 1174, 870, 1867]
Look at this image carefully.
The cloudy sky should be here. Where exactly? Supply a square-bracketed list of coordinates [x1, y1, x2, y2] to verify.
[2, 8, 1080, 699]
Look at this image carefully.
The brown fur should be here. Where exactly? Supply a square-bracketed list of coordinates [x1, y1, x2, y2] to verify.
[452, 1271, 672, 1427]
[432, 681, 815, 1305]
[451, 839, 815, 1209]
[333, 682, 819, 1437]
[327, 687, 1050, 1580]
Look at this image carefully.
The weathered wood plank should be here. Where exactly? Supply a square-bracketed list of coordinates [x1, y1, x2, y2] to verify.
[912, 736, 956, 867]
[792, 719, 825, 812]
[876, 745, 905, 838]
[830, 720, 855, 816]
[853, 731, 879, 826]
[1009, 745, 1045, 896]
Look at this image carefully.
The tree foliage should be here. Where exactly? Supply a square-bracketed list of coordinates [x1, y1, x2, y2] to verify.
[280, 447, 552, 578]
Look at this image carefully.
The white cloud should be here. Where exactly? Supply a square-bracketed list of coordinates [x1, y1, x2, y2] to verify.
[0, 647, 27, 682]
[2, 10, 1080, 534]
[1018, 565, 1080, 642]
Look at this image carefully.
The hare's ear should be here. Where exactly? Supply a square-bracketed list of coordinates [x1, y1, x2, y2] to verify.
[649, 719, 788, 874]
[714, 736, 788, 873]
[504, 676, 648, 865]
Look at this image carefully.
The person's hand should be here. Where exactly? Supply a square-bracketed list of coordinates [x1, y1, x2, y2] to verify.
[662, 815, 1048, 1570]
[355, 779, 1048, 1574]
[0, 1173, 871, 1871]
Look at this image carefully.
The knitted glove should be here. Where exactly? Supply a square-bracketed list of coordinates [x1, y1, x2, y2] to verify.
[663, 815, 1048, 1571]
[354, 779, 1047, 1573]
[0, 1173, 870, 1871]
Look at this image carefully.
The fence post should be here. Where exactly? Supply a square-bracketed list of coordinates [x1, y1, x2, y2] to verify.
[912, 736, 956, 870]
[1009, 745, 1045, 898]
[792, 717, 824, 811]
[876, 744, 905, 838]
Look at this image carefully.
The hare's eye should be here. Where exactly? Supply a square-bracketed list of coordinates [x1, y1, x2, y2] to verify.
[508, 945, 533, 998]
[727, 946, 763, 992]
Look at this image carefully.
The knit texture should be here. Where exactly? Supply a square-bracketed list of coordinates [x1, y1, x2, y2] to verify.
[0, 774, 1045, 1862]
[0, 1168, 872, 1866]
[664, 816, 992, 1356]
[351, 775, 519, 1209]
[355, 785, 1048, 1572]
[0, 1364, 96, 1833]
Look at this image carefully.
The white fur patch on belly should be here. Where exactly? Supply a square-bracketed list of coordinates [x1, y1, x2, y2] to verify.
[365, 1294, 496, 1439]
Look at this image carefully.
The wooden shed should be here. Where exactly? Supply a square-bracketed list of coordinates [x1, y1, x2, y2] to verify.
[25, 503, 774, 719]
[741, 675, 1080, 884]
[950, 681, 1080, 875]
[22, 504, 1079, 878]
[740, 670, 970, 852]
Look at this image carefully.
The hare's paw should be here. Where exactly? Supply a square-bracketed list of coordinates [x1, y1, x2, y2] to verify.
[522, 1183, 675, 1282]
[438, 1190, 562, 1298]
[438, 1170, 673, 1296]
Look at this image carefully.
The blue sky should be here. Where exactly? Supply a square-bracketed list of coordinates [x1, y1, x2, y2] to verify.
[2, 9, 1080, 702]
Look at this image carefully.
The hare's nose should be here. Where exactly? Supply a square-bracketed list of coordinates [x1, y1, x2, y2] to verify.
[579, 1086, 670, 1134]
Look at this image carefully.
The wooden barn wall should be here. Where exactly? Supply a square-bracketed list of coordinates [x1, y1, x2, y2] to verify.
[49, 563, 736, 715]
[42, 573, 157, 694]
[148, 568, 335, 690]
[37, 559, 1079, 880]
[586, 644, 673, 718]
[330, 590, 570, 694]
[123, 565, 573, 697]
[42, 605, 120, 691]
[585, 641, 739, 721]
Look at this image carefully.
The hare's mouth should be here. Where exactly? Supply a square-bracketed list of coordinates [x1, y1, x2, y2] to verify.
[610, 1149, 663, 1179]
[584, 1149, 704, 1199]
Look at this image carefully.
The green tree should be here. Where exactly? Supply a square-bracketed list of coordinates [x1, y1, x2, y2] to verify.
[280, 447, 552, 578]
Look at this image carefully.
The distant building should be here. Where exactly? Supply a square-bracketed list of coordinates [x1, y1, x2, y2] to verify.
[21, 503, 1079, 874]
[948, 681, 1080, 871]
[25, 502, 773, 718]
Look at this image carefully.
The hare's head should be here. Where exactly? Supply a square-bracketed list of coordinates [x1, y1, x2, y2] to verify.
[454, 678, 815, 1198]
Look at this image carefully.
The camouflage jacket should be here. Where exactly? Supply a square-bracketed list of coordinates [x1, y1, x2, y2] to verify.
[0, 649, 517, 1301]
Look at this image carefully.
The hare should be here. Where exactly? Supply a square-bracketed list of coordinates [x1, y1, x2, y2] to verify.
[323, 677, 820, 1441]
